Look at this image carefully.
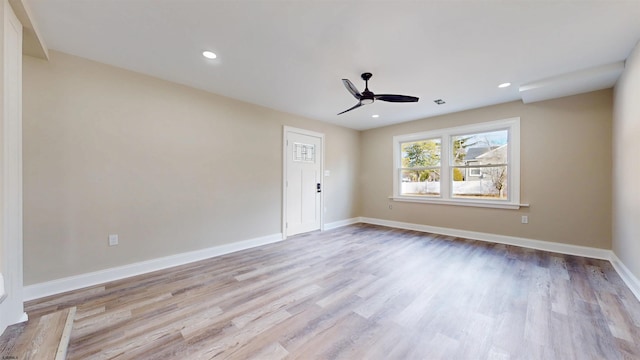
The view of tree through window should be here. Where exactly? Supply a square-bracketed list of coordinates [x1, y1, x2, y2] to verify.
[400, 139, 441, 196]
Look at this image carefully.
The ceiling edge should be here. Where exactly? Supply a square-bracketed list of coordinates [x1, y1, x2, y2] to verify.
[9, 0, 48, 60]
[519, 61, 624, 104]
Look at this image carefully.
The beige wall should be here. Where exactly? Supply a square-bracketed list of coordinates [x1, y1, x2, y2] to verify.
[22, 50, 616, 286]
[22, 51, 360, 285]
[613, 41, 640, 280]
[360, 90, 613, 249]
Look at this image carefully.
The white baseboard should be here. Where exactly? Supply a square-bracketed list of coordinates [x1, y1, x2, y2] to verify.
[360, 217, 612, 260]
[24, 233, 283, 301]
[359, 217, 640, 302]
[609, 253, 640, 301]
[24, 217, 640, 305]
[324, 217, 361, 230]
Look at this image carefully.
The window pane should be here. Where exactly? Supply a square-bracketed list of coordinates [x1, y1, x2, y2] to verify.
[452, 130, 508, 166]
[452, 166, 508, 199]
[400, 169, 440, 196]
[401, 139, 441, 168]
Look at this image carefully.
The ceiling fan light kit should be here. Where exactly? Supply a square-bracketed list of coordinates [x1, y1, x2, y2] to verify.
[338, 72, 419, 115]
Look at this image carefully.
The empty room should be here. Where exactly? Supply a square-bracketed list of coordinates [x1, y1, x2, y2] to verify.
[1, 0, 640, 359]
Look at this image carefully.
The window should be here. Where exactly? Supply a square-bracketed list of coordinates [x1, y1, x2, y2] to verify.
[393, 118, 521, 209]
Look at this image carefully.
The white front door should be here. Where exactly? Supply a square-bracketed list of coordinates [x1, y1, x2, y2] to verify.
[284, 127, 323, 237]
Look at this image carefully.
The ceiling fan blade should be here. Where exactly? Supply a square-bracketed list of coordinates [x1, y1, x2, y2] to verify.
[375, 94, 419, 103]
[342, 79, 362, 100]
[337, 102, 364, 115]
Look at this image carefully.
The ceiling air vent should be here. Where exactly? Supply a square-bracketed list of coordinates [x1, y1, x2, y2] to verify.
[434, 99, 445, 105]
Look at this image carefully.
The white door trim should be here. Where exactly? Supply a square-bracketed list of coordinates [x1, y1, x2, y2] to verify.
[0, 0, 26, 333]
[282, 126, 325, 240]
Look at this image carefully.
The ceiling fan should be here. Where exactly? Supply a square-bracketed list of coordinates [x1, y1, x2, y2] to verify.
[338, 72, 419, 115]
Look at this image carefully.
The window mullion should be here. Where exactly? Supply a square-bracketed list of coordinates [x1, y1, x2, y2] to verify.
[451, 163, 508, 169]
[440, 135, 450, 200]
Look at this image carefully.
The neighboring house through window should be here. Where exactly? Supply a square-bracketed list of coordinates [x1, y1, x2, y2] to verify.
[393, 117, 521, 209]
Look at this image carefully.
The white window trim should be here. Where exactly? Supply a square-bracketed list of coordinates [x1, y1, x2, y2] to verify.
[392, 117, 527, 209]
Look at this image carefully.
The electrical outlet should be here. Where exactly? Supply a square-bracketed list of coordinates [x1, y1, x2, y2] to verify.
[521, 216, 528, 224]
[108, 234, 119, 246]
[388, 204, 393, 210]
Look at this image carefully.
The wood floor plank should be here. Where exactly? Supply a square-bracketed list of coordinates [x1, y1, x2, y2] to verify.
[55, 306, 76, 360]
[246, 342, 289, 360]
[0, 307, 74, 360]
[2, 223, 638, 359]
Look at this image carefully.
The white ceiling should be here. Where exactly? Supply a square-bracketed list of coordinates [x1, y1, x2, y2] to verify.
[26, 0, 640, 130]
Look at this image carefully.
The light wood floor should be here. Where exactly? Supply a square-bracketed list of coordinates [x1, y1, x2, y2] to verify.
[12, 224, 640, 359]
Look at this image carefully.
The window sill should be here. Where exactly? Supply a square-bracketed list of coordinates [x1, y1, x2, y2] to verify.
[390, 196, 529, 209]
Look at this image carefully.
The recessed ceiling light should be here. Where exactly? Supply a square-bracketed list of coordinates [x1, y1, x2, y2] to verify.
[202, 51, 217, 59]
[372, 114, 380, 118]
[498, 82, 511, 88]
